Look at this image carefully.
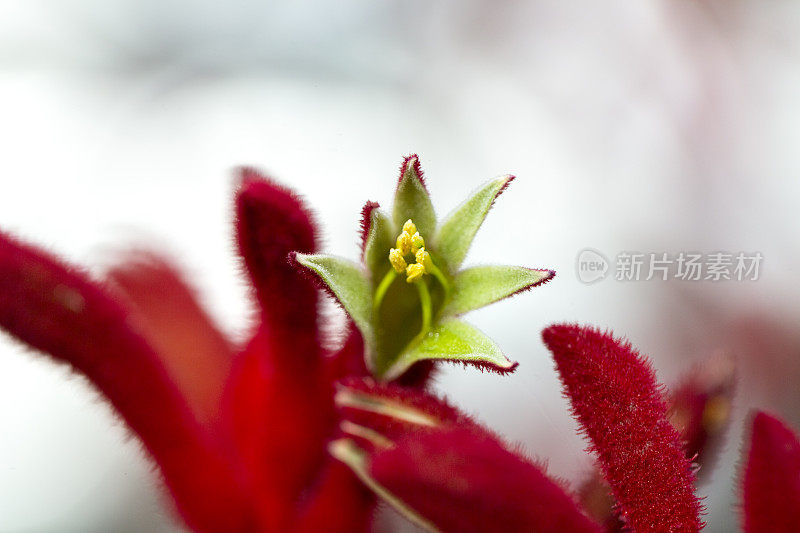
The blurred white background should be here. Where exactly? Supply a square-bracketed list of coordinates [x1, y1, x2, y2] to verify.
[1, 1, 800, 531]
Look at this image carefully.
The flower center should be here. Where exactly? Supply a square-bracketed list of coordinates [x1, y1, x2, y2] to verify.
[372, 219, 451, 353]
[388, 219, 431, 283]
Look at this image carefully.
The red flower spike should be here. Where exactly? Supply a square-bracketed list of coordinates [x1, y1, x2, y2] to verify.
[579, 352, 736, 529]
[542, 324, 703, 533]
[332, 380, 602, 533]
[107, 253, 233, 428]
[0, 231, 256, 532]
[742, 411, 800, 533]
[234, 167, 321, 366]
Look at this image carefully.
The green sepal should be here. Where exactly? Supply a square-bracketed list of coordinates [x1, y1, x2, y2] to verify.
[381, 319, 516, 381]
[329, 440, 440, 532]
[362, 207, 395, 283]
[434, 176, 513, 271]
[444, 265, 554, 316]
[393, 155, 436, 239]
[293, 253, 373, 341]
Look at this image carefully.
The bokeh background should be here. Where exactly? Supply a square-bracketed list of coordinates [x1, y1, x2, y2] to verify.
[1, 1, 799, 531]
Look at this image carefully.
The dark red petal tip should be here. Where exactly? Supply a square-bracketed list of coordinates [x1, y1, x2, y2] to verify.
[492, 174, 515, 207]
[358, 201, 380, 253]
[234, 168, 321, 363]
[397, 154, 428, 192]
[743, 411, 800, 533]
[542, 324, 703, 533]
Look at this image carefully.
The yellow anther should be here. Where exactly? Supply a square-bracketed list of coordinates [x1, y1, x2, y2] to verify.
[415, 247, 433, 270]
[410, 232, 425, 253]
[388, 248, 407, 273]
[406, 263, 425, 283]
[396, 232, 412, 255]
[387, 218, 436, 283]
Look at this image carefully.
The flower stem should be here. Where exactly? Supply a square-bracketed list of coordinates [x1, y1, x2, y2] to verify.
[401, 280, 433, 351]
[373, 269, 397, 314]
[426, 260, 451, 307]
[416, 280, 432, 334]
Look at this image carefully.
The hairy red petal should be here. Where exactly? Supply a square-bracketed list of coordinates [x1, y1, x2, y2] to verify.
[543, 324, 703, 533]
[333, 381, 600, 532]
[369, 427, 602, 533]
[580, 353, 736, 529]
[0, 232, 255, 532]
[742, 411, 800, 533]
[234, 168, 321, 366]
[293, 461, 374, 533]
[224, 328, 334, 528]
[358, 200, 380, 256]
[107, 252, 233, 427]
[335, 378, 470, 441]
[397, 153, 427, 191]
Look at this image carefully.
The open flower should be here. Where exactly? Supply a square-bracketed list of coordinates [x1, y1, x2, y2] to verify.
[0, 156, 554, 531]
[293, 154, 554, 380]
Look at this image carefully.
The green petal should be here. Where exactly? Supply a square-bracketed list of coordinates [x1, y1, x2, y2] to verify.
[293, 253, 373, 340]
[393, 155, 436, 239]
[434, 176, 514, 271]
[444, 265, 554, 316]
[362, 207, 395, 283]
[329, 440, 440, 532]
[381, 319, 516, 381]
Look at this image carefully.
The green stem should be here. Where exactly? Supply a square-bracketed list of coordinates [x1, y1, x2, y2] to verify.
[416, 280, 432, 333]
[373, 269, 397, 315]
[403, 280, 433, 350]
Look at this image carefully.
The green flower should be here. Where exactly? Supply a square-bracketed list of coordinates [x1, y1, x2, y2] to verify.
[294, 155, 554, 380]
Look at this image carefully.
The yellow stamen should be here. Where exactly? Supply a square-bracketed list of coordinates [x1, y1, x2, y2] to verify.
[396, 233, 411, 255]
[410, 232, 425, 253]
[388, 248, 407, 273]
[406, 263, 425, 283]
[402, 219, 417, 235]
[415, 247, 432, 271]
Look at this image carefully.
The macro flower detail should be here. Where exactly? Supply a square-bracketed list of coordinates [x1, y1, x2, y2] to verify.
[0, 169, 377, 532]
[294, 154, 555, 380]
[4, 154, 784, 533]
[741, 411, 800, 533]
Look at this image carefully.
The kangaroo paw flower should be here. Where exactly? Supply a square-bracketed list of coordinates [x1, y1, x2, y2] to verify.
[543, 324, 703, 533]
[294, 155, 554, 381]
